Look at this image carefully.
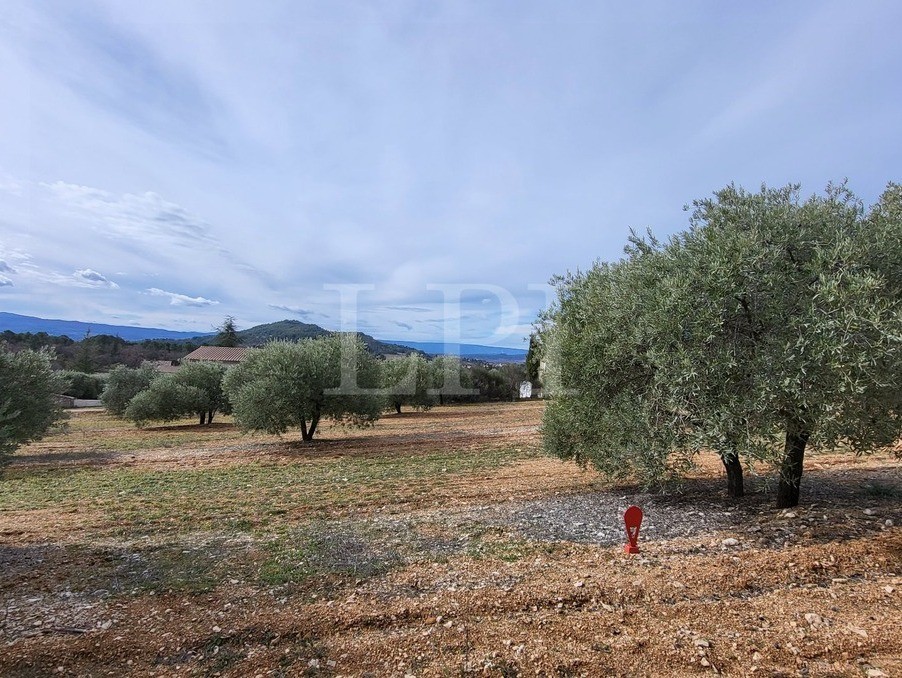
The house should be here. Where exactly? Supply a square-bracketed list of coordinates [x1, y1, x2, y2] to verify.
[181, 346, 249, 365]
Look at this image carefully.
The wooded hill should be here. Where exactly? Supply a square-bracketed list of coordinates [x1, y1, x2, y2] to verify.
[220, 320, 420, 357]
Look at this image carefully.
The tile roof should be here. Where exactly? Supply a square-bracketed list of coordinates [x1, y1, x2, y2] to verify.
[182, 346, 249, 363]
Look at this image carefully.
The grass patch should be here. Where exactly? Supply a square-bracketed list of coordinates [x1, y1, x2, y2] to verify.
[261, 521, 401, 585]
[0, 447, 535, 536]
[465, 525, 560, 562]
[34, 411, 245, 452]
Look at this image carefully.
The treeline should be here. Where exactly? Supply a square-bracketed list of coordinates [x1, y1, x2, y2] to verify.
[0, 330, 197, 372]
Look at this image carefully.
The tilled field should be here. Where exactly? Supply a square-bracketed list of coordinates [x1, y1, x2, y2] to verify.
[0, 402, 899, 677]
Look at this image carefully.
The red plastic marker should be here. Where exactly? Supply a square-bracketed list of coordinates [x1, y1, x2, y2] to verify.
[623, 505, 643, 554]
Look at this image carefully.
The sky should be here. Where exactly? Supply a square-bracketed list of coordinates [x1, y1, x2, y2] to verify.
[1, 1, 900, 348]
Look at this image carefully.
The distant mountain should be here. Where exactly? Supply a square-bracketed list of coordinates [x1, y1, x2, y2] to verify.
[232, 319, 330, 345]
[225, 319, 418, 357]
[388, 341, 527, 363]
[0, 312, 211, 342]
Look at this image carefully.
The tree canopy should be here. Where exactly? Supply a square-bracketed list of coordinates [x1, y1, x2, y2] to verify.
[380, 354, 436, 414]
[223, 335, 382, 441]
[0, 345, 64, 465]
[125, 361, 231, 426]
[100, 365, 157, 416]
[213, 316, 241, 347]
[543, 182, 902, 507]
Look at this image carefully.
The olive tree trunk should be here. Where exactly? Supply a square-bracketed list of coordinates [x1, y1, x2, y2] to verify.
[777, 420, 810, 508]
[721, 453, 744, 498]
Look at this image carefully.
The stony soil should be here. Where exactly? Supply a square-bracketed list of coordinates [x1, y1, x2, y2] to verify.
[0, 402, 899, 677]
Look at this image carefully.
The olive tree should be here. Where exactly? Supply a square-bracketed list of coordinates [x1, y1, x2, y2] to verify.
[544, 182, 902, 507]
[429, 356, 474, 404]
[0, 345, 64, 465]
[100, 365, 157, 416]
[542, 239, 691, 488]
[223, 335, 381, 442]
[125, 381, 207, 426]
[381, 354, 435, 414]
[125, 361, 231, 426]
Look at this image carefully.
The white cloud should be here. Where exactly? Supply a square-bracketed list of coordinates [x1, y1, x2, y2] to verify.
[0, 275, 12, 287]
[148, 287, 219, 307]
[267, 303, 315, 318]
[44, 181, 215, 248]
[74, 268, 119, 288]
[0, 259, 14, 273]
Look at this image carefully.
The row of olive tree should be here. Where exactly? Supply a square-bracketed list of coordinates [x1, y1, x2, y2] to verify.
[542, 182, 902, 508]
[101, 362, 230, 426]
[381, 355, 528, 412]
[100, 336, 529, 440]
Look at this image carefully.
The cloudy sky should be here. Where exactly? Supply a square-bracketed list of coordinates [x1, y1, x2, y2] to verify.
[1, 1, 900, 347]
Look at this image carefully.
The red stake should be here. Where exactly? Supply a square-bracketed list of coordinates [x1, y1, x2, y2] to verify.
[623, 505, 643, 554]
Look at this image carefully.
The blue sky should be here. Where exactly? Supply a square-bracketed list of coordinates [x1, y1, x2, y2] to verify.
[1, 1, 900, 347]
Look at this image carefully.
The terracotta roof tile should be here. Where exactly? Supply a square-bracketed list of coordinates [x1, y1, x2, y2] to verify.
[182, 346, 249, 363]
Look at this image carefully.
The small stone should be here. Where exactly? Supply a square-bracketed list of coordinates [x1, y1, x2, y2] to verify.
[752, 652, 762, 662]
[212, 625, 221, 633]
[883, 586, 895, 594]
[885, 519, 894, 527]
[308, 659, 320, 669]
[863, 508, 876, 516]
[700, 658, 710, 667]
[721, 538, 739, 547]
[866, 670, 887, 678]
[784, 511, 798, 518]
[694, 638, 710, 648]
[804, 612, 824, 627]
[574, 581, 584, 588]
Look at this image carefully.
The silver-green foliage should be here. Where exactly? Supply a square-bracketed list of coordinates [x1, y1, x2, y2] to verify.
[381, 354, 436, 414]
[125, 361, 231, 426]
[0, 345, 64, 463]
[100, 365, 157, 416]
[125, 381, 207, 426]
[544, 182, 902, 506]
[223, 335, 382, 441]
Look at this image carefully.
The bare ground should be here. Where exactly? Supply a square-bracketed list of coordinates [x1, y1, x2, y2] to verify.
[0, 401, 899, 677]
